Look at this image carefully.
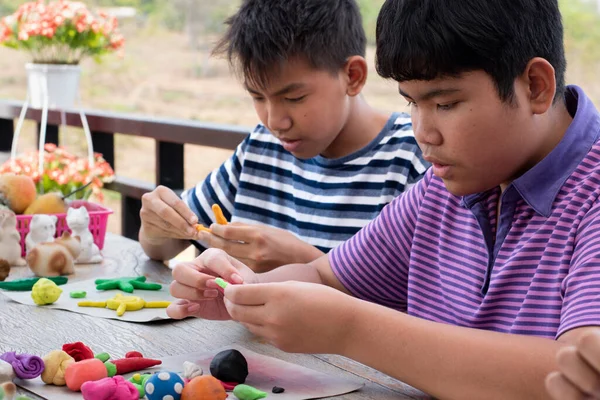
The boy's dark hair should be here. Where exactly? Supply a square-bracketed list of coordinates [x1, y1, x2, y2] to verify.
[213, 0, 366, 89]
[375, 0, 567, 103]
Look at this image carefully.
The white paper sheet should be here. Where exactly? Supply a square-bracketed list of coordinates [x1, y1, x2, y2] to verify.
[0, 277, 174, 322]
[17, 345, 365, 400]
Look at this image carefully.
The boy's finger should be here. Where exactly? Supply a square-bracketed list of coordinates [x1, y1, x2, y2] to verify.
[145, 219, 194, 240]
[225, 283, 270, 306]
[200, 249, 246, 284]
[200, 231, 250, 260]
[209, 224, 251, 241]
[152, 200, 196, 236]
[159, 188, 198, 225]
[166, 301, 191, 319]
[557, 346, 600, 397]
[224, 298, 266, 326]
[545, 371, 586, 400]
[579, 331, 600, 373]
[169, 281, 217, 301]
[171, 262, 212, 287]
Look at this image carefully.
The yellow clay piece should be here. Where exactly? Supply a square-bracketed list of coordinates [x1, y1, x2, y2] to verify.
[78, 293, 171, 316]
[144, 301, 172, 308]
[78, 300, 108, 307]
[106, 293, 146, 316]
[31, 278, 63, 305]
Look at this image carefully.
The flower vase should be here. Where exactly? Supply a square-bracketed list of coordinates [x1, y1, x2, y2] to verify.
[13, 63, 94, 186]
[25, 63, 81, 110]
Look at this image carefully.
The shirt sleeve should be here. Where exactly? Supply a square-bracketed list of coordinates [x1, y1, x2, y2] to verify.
[181, 129, 253, 227]
[557, 198, 600, 337]
[329, 168, 432, 311]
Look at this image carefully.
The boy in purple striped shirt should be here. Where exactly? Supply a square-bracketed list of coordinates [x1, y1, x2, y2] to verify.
[168, 0, 600, 398]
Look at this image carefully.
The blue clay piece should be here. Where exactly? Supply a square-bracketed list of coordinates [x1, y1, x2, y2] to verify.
[144, 371, 184, 400]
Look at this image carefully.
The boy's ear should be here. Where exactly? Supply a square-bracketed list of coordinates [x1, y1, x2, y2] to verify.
[521, 57, 556, 115]
[343, 56, 368, 97]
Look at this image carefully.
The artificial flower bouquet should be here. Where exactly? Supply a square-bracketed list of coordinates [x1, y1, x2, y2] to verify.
[0, 143, 115, 202]
[0, 0, 125, 64]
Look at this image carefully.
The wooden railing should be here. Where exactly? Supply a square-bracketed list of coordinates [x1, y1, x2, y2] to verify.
[0, 99, 248, 241]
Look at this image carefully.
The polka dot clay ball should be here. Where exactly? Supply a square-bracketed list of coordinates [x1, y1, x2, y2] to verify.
[144, 371, 185, 400]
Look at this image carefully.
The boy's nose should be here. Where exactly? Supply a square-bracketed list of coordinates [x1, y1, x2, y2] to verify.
[413, 113, 442, 146]
[267, 105, 292, 133]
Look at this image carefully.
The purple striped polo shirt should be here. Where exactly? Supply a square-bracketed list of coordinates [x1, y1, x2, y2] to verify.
[330, 85, 600, 339]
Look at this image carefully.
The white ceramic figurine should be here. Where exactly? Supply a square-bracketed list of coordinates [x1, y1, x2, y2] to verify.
[66, 207, 102, 264]
[25, 214, 57, 254]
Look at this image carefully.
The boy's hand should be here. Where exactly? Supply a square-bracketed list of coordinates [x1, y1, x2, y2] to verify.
[140, 186, 199, 242]
[546, 330, 600, 400]
[223, 281, 356, 355]
[197, 223, 324, 273]
[167, 249, 256, 320]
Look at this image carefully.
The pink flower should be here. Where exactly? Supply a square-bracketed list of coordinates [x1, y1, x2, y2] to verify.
[1, 0, 125, 64]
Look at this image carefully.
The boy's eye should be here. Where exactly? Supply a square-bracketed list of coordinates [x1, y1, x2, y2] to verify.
[437, 102, 457, 110]
[251, 96, 265, 102]
[285, 95, 306, 103]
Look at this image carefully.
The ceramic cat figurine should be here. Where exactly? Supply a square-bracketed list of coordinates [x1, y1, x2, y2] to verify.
[66, 207, 102, 264]
[26, 232, 81, 277]
[0, 209, 27, 267]
[25, 215, 57, 254]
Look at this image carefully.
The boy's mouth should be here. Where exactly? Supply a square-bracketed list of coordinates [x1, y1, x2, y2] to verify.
[425, 156, 452, 178]
[280, 138, 302, 152]
[432, 163, 451, 178]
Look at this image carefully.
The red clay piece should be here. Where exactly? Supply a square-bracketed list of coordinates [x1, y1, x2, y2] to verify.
[220, 381, 237, 391]
[62, 342, 94, 362]
[112, 357, 162, 374]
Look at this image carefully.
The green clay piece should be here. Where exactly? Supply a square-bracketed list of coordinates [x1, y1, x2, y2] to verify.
[104, 361, 117, 377]
[129, 373, 151, 398]
[95, 352, 110, 362]
[215, 278, 228, 289]
[31, 278, 62, 305]
[94, 276, 162, 293]
[0, 276, 68, 291]
[131, 383, 144, 398]
[70, 291, 87, 298]
[233, 384, 267, 400]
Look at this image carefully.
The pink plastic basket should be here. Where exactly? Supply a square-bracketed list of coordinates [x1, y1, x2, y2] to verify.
[15, 200, 113, 257]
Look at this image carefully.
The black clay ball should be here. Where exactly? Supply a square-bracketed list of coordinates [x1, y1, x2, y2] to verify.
[272, 386, 285, 393]
[209, 349, 249, 383]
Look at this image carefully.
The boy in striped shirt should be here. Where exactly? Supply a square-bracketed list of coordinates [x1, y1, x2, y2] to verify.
[169, 0, 600, 398]
[138, 0, 428, 272]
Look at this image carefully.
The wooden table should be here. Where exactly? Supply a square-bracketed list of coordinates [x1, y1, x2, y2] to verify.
[0, 233, 429, 399]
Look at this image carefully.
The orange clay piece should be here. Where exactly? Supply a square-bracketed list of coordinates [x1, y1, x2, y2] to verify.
[195, 224, 212, 233]
[181, 375, 227, 400]
[64, 358, 107, 391]
[211, 204, 228, 225]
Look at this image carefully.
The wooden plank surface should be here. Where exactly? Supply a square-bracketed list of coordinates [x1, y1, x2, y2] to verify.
[0, 233, 429, 399]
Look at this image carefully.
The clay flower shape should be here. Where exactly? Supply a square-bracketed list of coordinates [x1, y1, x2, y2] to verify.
[62, 341, 94, 362]
[94, 276, 162, 293]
